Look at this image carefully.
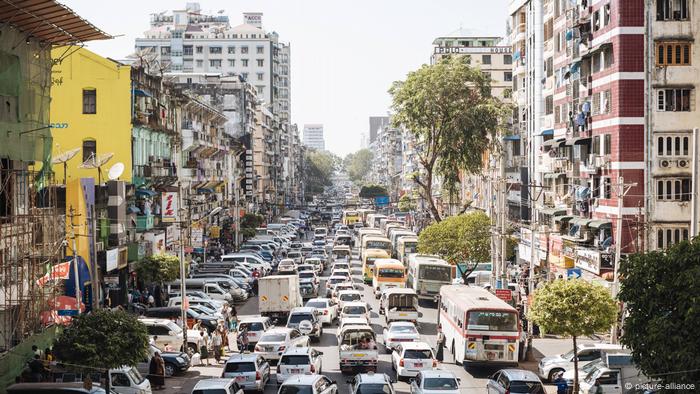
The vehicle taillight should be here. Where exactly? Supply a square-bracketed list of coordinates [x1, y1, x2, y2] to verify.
[256, 371, 262, 380]
[432, 359, 437, 367]
[278, 346, 286, 352]
[310, 365, 315, 373]
[323, 310, 328, 315]
[399, 359, 404, 367]
[255, 345, 262, 352]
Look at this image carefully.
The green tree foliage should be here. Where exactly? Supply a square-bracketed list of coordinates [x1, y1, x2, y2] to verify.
[416, 212, 491, 264]
[529, 279, 617, 390]
[53, 309, 149, 371]
[304, 149, 336, 195]
[344, 149, 374, 183]
[239, 213, 265, 241]
[398, 194, 416, 212]
[359, 184, 388, 199]
[389, 56, 511, 222]
[619, 239, 700, 385]
[134, 254, 181, 284]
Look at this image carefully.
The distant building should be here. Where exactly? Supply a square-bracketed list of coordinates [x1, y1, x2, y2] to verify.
[369, 116, 389, 144]
[303, 124, 325, 150]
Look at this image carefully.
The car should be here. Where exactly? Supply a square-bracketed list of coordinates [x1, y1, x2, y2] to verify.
[391, 342, 437, 380]
[300, 282, 318, 299]
[287, 251, 304, 264]
[336, 290, 363, 309]
[304, 258, 324, 274]
[409, 370, 460, 394]
[192, 378, 244, 394]
[383, 321, 420, 352]
[298, 270, 320, 287]
[287, 307, 323, 342]
[137, 344, 190, 377]
[325, 276, 349, 297]
[297, 264, 316, 273]
[237, 316, 273, 350]
[139, 318, 184, 350]
[347, 373, 396, 394]
[339, 301, 371, 321]
[486, 369, 545, 394]
[275, 347, 324, 384]
[330, 262, 350, 272]
[330, 269, 351, 282]
[278, 374, 338, 394]
[331, 283, 355, 298]
[254, 327, 310, 361]
[221, 353, 271, 393]
[304, 298, 338, 326]
[536, 343, 624, 382]
[338, 317, 370, 334]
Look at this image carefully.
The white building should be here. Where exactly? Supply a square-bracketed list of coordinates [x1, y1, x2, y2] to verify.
[134, 4, 290, 122]
[303, 124, 325, 150]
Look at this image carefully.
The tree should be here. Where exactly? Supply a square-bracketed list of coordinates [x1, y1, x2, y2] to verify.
[359, 184, 388, 199]
[53, 309, 149, 371]
[134, 254, 181, 284]
[344, 149, 374, 183]
[619, 239, 700, 385]
[304, 149, 336, 195]
[416, 212, 491, 264]
[389, 56, 511, 222]
[398, 194, 416, 212]
[528, 279, 617, 390]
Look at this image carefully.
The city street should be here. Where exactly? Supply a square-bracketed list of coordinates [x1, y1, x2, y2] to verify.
[167, 249, 594, 393]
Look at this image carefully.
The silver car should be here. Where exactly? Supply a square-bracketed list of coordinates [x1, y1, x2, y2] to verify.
[221, 353, 270, 393]
[254, 327, 310, 361]
[409, 370, 460, 394]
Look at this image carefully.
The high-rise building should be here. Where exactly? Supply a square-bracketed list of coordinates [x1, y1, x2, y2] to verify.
[369, 116, 389, 144]
[303, 124, 325, 150]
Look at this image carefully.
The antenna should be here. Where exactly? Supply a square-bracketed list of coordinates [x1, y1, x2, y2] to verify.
[79, 152, 114, 184]
[51, 147, 80, 185]
[107, 162, 125, 181]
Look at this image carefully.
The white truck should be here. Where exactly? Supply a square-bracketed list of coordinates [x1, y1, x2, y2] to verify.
[338, 324, 379, 374]
[578, 353, 650, 394]
[258, 275, 303, 322]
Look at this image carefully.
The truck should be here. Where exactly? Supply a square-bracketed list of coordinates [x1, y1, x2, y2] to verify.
[378, 288, 420, 323]
[258, 275, 303, 322]
[338, 324, 379, 374]
[578, 353, 650, 394]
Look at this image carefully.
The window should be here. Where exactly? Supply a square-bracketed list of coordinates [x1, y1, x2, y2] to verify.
[256, 85, 265, 94]
[656, 226, 690, 249]
[545, 95, 554, 115]
[257, 59, 265, 67]
[209, 46, 222, 54]
[656, 42, 691, 66]
[241, 46, 249, 54]
[482, 55, 492, 64]
[210, 59, 222, 67]
[657, 88, 692, 111]
[160, 46, 170, 55]
[604, 134, 612, 155]
[228, 59, 236, 67]
[82, 139, 96, 163]
[593, 10, 600, 31]
[242, 59, 249, 67]
[603, 177, 612, 199]
[257, 46, 265, 54]
[657, 0, 689, 21]
[603, 3, 611, 26]
[241, 72, 248, 80]
[228, 46, 236, 54]
[593, 135, 601, 155]
[503, 54, 512, 64]
[112, 373, 129, 387]
[196, 60, 203, 67]
[183, 45, 193, 56]
[546, 57, 553, 77]
[196, 46, 203, 54]
[657, 178, 691, 201]
[82, 89, 96, 114]
[257, 72, 264, 81]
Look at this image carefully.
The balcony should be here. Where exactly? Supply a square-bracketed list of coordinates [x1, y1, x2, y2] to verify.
[136, 214, 154, 232]
[133, 164, 175, 178]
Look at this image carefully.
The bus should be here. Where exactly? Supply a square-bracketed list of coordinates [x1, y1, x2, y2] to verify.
[389, 230, 416, 257]
[406, 255, 453, 300]
[372, 259, 406, 298]
[343, 210, 361, 227]
[356, 228, 382, 256]
[438, 285, 521, 367]
[360, 235, 392, 263]
[396, 236, 419, 264]
[366, 214, 387, 229]
[362, 249, 390, 284]
[357, 208, 375, 225]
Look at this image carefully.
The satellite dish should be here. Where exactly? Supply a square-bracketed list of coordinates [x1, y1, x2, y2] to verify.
[108, 162, 125, 180]
[51, 147, 80, 185]
[79, 153, 114, 184]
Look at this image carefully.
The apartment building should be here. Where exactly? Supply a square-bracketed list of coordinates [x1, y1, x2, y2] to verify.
[303, 124, 326, 150]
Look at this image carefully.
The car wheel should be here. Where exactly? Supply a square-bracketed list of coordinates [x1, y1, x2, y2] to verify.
[164, 362, 176, 377]
[548, 368, 564, 383]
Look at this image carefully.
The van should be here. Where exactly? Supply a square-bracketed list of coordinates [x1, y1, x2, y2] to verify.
[165, 280, 232, 302]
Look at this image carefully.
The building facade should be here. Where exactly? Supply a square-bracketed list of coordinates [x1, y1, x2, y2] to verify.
[303, 124, 326, 150]
[369, 116, 390, 144]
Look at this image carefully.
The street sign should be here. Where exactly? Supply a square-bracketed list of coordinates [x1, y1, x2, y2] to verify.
[495, 289, 513, 301]
[375, 196, 390, 206]
[567, 268, 582, 279]
[57, 309, 79, 316]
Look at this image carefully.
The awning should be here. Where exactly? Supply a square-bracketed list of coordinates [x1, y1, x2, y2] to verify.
[540, 129, 554, 136]
[566, 137, 592, 146]
[570, 217, 593, 226]
[136, 188, 157, 197]
[127, 205, 141, 214]
[134, 89, 152, 97]
[540, 208, 567, 216]
[503, 135, 521, 141]
[589, 220, 613, 229]
[553, 215, 574, 223]
[543, 138, 566, 147]
[544, 173, 565, 179]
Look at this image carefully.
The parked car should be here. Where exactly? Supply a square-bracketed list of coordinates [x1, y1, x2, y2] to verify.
[537, 343, 624, 382]
[137, 344, 190, 377]
[391, 342, 437, 381]
[275, 347, 324, 384]
[253, 327, 310, 362]
[409, 370, 460, 394]
[278, 374, 338, 394]
[486, 369, 545, 394]
[221, 353, 271, 393]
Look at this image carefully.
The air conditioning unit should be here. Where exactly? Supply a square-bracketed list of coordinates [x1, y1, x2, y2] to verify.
[678, 159, 689, 168]
[659, 159, 672, 168]
[595, 156, 608, 167]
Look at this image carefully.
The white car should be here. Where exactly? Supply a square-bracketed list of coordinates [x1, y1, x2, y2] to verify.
[139, 318, 183, 350]
[391, 342, 437, 380]
[339, 301, 371, 321]
[409, 370, 460, 394]
[337, 290, 363, 309]
[275, 347, 324, 384]
[331, 283, 355, 298]
[325, 276, 349, 296]
[537, 343, 624, 382]
[383, 321, 420, 352]
[297, 264, 316, 273]
[304, 298, 338, 325]
[278, 374, 338, 394]
[237, 316, 273, 349]
[254, 327, 310, 361]
[330, 262, 350, 272]
[193, 378, 244, 394]
[330, 269, 352, 282]
[298, 270, 320, 287]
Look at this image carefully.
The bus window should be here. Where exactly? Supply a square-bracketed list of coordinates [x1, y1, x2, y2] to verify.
[378, 268, 404, 278]
[467, 311, 518, 332]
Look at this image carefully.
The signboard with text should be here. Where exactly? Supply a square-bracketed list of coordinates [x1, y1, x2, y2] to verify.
[161, 192, 178, 222]
[495, 289, 513, 301]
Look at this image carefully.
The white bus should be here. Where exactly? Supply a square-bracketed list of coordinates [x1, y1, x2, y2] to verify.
[438, 285, 521, 367]
[406, 255, 453, 300]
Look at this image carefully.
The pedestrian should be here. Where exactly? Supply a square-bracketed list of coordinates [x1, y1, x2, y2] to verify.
[251, 269, 260, 296]
[148, 351, 165, 390]
[199, 331, 210, 366]
[211, 329, 223, 364]
[238, 326, 249, 353]
[435, 325, 446, 362]
[27, 355, 46, 382]
[147, 292, 155, 307]
[175, 315, 183, 328]
[218, 324, 229, 354]
[193, 319, 203, 332]
[149, 335, 157, 347]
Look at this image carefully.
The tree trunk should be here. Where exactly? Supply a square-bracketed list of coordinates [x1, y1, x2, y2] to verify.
[572, 335, 579, 393]
[423, 166, 442, 222]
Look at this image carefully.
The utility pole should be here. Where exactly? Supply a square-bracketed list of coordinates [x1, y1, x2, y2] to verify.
[611, 176, 636, 344]
[500, 152, 508, 289]
[691, 128, 699, 237]
[176, 144, 188, 350]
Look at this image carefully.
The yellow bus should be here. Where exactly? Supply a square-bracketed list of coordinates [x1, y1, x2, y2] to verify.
[396, 236, 419, 264]
[343, 210, 361, 226]
[360, 235, 392, 263]
[362, 249, 390, 284]
[372, 258, 406, 298]
[356, 228, 382, 256]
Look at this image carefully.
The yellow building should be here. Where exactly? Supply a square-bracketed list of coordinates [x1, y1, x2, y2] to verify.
[50, 47, 132, 183]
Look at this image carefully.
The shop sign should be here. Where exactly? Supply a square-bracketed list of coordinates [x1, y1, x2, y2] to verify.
[562, 240, 577, 259]
[103, 276, 120, 290]
[191, 228, 203, 248]
[106, 248, 119, 272]
[576, 248, 601, 275]
[161, 192, 178, 222]
[495, 289, 513, 301]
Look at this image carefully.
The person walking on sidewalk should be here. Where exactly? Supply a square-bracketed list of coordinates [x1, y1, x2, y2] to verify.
[198, 330, 210, 366]
[435, 325, 446, 362]
[211, 329, 223, 364]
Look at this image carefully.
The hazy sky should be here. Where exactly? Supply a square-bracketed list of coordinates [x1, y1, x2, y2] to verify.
[63, 0, 508, 156]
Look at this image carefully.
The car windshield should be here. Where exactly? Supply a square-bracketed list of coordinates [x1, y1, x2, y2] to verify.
[561, 349, 576, 359]
[299, 272, 315, 278]
[507, 381, 545, 394]
[357, 383, 391, 394]
[193, 389, 227, 394]
[423, 378, 458, 390]
[127, 368, 145, 384]
[305, 301, 327, 308]
[343, 306, 366, 314]
[378, 268, 404, 278]
[390, 325, 417, 334]
[280, 355, 310, 365]
[279, 385, 313, 394]
[239, 322, 264, 331]
[329, 278, 345, 284]
[340, 294, 361, 302]
[467, 311, 518, 332]
[260, 333, 286, 342]
[404, 349, 432, 359]
[289, 314, 314, 324]
[224, 362, 256, 373]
